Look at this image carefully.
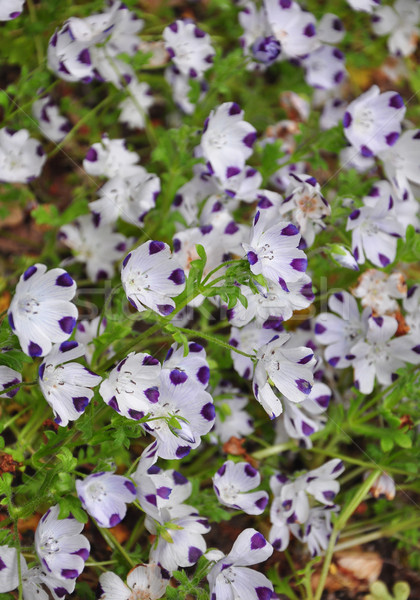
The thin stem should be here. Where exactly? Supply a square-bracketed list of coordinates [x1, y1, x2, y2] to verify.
[175, 326, 255, 358]
[334, 518, 420, 552]
[252, 441, 299, 460]
[98, 527, 135, 568]
[313, 471, 380, 600]
[48, 94, 117, 158]
[26, 0, 43, 65]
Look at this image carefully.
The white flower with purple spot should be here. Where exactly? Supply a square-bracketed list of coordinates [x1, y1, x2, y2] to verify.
[200, 102, 257, 183]
[281, 173, 330, 247]
[99, 352, 161, 421]
[39, 341, 101, 426]
[22, 565, 76, 600]
[59, 214, 129, 281]
[121, 241, 186, 317]
[275, 381, 331, 448]
[346, 194, 404, 268]
[264, 0, 318, 58]
[0, 546, 27, 594]
[165, 65, 208, 115]
[213, 460, 269, 515]
[0, 365, 21, 398]
[212, 382, 254, 443]
[207, 528, 274, 600]
[292, 506, 337, 557]
[8, 264, 77, 358]
[227, 277, 314, 329]
[229, 322, 277, 380]
[89, 169, 160, 226]
[83, 135, 142, 179]
[48, 3, 142, 85]
[315, 291, 370, 369]
[148, 511, 210, 572]
[98, 563, 169, 600]
[163, 342, 210, 389]
[0, 128, 46, 183]
[329, 244, 359, 271]
[270, 459, 344, 528]
[320, 97, 347, 130]
[317, 13, 345, 44]
[346, 0, 380, 12]
[0, 0, 25, 20]
[239, 1, 281, 68]
[303, 45, 346, 90]
[141, 370, 215, 460]
[342, 85, 405, 157]
[32, 95, 71, 143]
[35, 504, 90, 581]
[75, 316, 110, 364]
[372, 0, 420, 57]
[76, 471, 136, 528]
[253, 333, 316, 418]
[243, 210, 308, 287]
[379, 129, 420, 198]
[118, 78, 154, 129]
[404, 284, 420, 336]
[163, 20, 215, 78]
[350, 315, 420, 394]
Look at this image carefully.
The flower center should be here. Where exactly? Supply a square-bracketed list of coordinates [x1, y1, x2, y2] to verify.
[41, 535, 60, 554]
[18, 295, 40, 316]
[86, 481, 106, 501]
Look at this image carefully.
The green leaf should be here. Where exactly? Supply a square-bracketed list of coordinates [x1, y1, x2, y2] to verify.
[380, 437, 394, 453]
[0, 350, 32, 371]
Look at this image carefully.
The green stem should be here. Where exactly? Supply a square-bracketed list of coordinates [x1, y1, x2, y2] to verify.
[126, 515, 145, 552]
[252, 441, 298, 460]
[334, 518, 420, 552]
[313, 471, 380, 600]
[176, 326, 254, 358]
[48, 94, 117, 158]
[26, 0, 43, 65]
[307, 446, 411, 477]
[201, 259, 242, 287]
[98, 527, 135, 568]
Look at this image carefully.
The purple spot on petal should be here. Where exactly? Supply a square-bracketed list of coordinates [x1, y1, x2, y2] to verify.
[28, 341, 42, 357]
[243, 132, 257, 148]
[201, 401, 215, 421]
[386, 131, 399, 146]
[108, 396, 120, 412]
[188, 546, 202, 563]
[128, 409, 144, 420]
[149, 240, 165, 255]
[8, 312, 15, 330]
[23, 265, 37, 280]
[56, 272, 74, 287]
[245, 464, 257, 477]
[303, 23, 316, 37]
[109, 513, 121, 527]
[59, 316, 75, 334]
[378, 253, 390, 267]
[247, 251, 258, 265]
[61, 569, 78, 579]
[157, 304, 174, 315]
[250, 532, 266, 549]
[229, 102, 241, 116]
[169, 268, 185, 285]
[176, 446, 190, 458]
[144, 387, 159, 403]
[85, 148, 98, 162]
[170, 369, 188, 385]
[197, 366, 210, 385]
[296, 379, 311, 394]
[389, 94, 404, 109]
[291, 257, 307, 272]
[73, 396, 89, 412]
